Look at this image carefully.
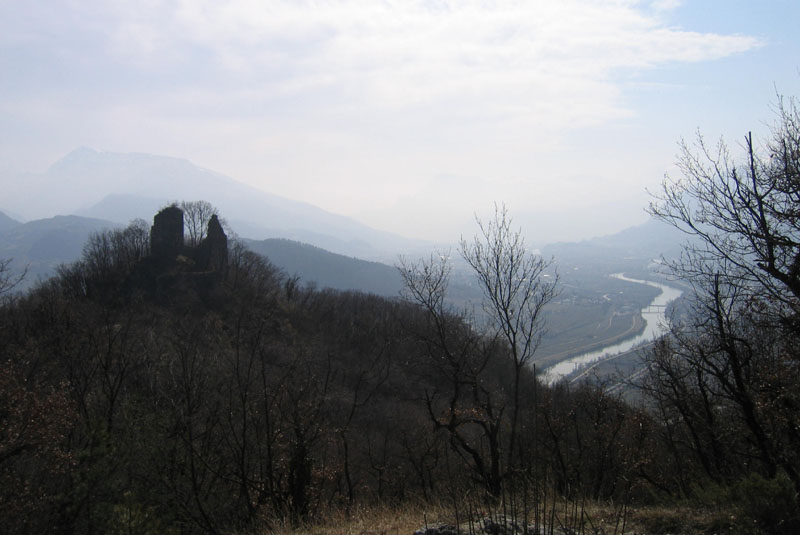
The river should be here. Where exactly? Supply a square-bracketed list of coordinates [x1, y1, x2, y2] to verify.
[542, 273, 683, 385]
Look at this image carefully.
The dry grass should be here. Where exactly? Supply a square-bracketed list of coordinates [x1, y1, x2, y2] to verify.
[580, 503, 745, 535]
[261, 501, 750, 535]
[269, 502, 450, 535]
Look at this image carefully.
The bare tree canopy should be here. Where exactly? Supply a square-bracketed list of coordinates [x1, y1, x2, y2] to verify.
[399, 203, 558, 495]
[460, 204, 558, 467]
[643, 94, 800, 510]
[460, 204, 558, 368]
[649, 95, 800, 321]
[180, 200, 219, 246]
[0, 258, 26, 296]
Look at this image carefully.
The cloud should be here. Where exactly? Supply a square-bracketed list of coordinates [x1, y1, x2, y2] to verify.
[650, 0, 684, 12]
[4, 1, 757, 122]
[161, 1, 758, 123]
[0, 0, 766, 242]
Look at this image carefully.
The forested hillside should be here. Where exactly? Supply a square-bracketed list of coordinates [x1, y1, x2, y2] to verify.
[243, 237, 404, 296]
[3, 98, 800, 535]
[0, 205, 651, 533]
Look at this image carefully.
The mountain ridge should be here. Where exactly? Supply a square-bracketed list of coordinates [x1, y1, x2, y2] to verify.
[0, 210, 20, 233]
[0, 214, 120, 286]
[243, 238, 403, 297]
[5, 148, 430, 259]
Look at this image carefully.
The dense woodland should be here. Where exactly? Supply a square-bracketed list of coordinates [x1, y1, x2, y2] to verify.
[2, 98, 800, 535]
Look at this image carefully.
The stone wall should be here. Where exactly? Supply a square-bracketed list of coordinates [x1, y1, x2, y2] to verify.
[150, 205, 184, 260]
[197, 214, 228, 272]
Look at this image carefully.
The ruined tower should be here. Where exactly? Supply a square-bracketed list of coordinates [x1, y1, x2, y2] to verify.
[199, 214, 228, 273]
[150, 205, 184, 260]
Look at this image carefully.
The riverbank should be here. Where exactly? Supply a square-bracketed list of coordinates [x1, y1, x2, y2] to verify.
[535, 312, 646, 370]
[542, 274, 683, 385]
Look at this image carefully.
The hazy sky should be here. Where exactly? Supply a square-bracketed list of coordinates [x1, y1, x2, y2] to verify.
[1, 1, 798, 244]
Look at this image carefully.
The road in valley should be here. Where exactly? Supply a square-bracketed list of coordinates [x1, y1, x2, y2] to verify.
[542, 273, 683, 385]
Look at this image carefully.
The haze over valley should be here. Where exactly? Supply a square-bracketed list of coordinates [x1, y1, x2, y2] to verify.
[0, 145, 690, 386]
[3, 2, 800, 534]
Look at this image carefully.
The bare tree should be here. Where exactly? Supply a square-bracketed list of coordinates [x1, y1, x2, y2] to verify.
[0, 259, 26, 297]
[400, 204, 558, 495]
[645, 94, 800, 503]
[649, 95, 800, 324]
[400, 253, 506, 495]
[460, 204, 558, 468]
[181, 200, 219, 246]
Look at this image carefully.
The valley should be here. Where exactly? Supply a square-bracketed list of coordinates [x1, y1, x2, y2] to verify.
[4, 4, 798, 530]
[0, 197, 684, 386]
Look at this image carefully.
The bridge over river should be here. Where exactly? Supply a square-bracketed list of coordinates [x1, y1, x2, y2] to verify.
[542, 273, 683, 385]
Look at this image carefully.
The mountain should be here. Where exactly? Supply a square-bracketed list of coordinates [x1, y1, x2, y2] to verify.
[6, 148, 429, 259]
[76, 194, 168, 226]
[542, 217, 687, 274]
[0, 215, 120, 287]
[0, 204, 687, 301]
[243, 238, 403, 297]
[0, 210, 21, 233]
[0, 211, 405, 297]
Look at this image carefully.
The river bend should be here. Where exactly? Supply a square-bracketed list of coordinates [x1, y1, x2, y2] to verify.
[543, 273, 683, 385]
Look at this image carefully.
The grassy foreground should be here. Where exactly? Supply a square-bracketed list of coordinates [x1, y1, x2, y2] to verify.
[271, 503, 440, 535]
[264, 501, 749, 535]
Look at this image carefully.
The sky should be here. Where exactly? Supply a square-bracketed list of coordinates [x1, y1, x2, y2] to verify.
[1, 0, 799, 245]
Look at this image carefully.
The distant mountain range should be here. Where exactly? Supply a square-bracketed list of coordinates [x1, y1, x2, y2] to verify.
[0, 146, 690, 295]
[0, 209, 405, 296]
[4, 147, 429, 259]
[0, 203, 687, 297]
[0, 211, 20, 234]
[0, 214, 121, 286]
[542, 217, 688, 275]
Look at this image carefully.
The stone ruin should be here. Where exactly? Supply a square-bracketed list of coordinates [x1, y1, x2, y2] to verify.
[150, 204, 184, 260]
[196, 214, 228, 273]
[149, 205, 228, 273]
